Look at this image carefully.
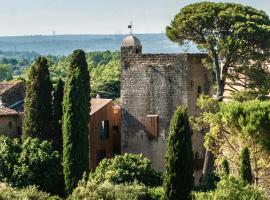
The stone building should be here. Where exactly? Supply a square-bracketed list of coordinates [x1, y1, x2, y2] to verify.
[0, 80, 25, 136]
[120, 34, 212, 184]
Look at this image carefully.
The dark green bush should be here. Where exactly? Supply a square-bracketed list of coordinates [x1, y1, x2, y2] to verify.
[0, 135, 63, 195]
[91, 153, 162, 187]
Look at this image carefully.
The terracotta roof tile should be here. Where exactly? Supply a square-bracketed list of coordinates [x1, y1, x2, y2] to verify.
[0, 106, 19, 116]
[0, 80, 23, 95]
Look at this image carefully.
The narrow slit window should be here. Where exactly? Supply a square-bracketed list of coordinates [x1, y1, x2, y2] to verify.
[100, 120, 109, 140]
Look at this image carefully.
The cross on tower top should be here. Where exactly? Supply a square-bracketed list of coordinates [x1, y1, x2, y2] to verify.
[128, 21, 133, 35]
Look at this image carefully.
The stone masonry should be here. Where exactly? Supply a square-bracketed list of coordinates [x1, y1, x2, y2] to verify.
[120, 35, 211, 184]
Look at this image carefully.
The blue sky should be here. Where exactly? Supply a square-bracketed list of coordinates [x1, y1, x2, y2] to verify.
[0, 0, 269, 36]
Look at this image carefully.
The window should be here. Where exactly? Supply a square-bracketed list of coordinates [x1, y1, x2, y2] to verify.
[190, 80, 194, 91]
[96, 150, 106, 166]
[144, 115, 159, 139]
[100, 120, 109, 140]
[197, 86, 202, 97]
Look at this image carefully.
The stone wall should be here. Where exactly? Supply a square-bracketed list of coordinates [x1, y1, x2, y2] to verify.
[120, 46, 211, 183]
[0, 115, 22, 137]
[1, 82, 25, 108]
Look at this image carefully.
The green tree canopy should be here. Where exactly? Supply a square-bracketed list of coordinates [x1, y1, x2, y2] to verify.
[196, 97, 270, 189]
[0, 64, 13, 81]
[163, 106, 194, 200]
[22, 57, 53, 140]
[62, 49, 90, 194]
[91, 153, 162, 186]
[166, 2, 270, 99]
[0, 135, 63, 195]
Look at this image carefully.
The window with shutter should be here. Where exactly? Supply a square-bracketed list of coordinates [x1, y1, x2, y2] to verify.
[144, 115, 159, 139]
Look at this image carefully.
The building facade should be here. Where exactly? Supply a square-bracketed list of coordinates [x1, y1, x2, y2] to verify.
[120, 35, 211, 183]
[89, 98, 121, 170]
[0, 81, 25, 137]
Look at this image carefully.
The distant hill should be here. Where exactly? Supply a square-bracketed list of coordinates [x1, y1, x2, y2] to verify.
[0, 34, 201, 56]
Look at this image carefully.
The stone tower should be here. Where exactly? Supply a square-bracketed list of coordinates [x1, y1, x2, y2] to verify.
[120, 34, 211, 184]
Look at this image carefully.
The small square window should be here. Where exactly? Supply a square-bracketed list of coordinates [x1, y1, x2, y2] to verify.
[100, 120, 109, 140]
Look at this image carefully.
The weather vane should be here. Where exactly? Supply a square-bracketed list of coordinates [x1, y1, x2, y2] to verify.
[128, 21, 133, 35]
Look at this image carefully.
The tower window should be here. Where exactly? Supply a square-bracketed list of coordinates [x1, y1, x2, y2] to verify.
[197, 86, 202, 97]
[190, 80, 194, 91]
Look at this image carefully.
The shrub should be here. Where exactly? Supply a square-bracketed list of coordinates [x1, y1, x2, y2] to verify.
[0, 135, 63, 195]
[193, 176, 265, 200]
[68, 180, 147, 200]
[240, 147, 253, 184]
[147, 186, 164, 200]
[91, 153, 162, 186]
[0, 183, 55, 200]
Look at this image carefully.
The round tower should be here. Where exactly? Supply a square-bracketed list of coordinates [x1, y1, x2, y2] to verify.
[121, 34, 142, 56]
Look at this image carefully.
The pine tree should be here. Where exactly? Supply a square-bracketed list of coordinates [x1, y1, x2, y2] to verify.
[62, 50, 90, 194]
[52, 79, 64, 152]
[163, 106, 194, 200]
[23, 57, 53, 140]
[240, 147, 252, 184]
[221, 158, 230, 175]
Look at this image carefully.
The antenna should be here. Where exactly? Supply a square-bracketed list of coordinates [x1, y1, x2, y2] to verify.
[128, 21, 133, 35]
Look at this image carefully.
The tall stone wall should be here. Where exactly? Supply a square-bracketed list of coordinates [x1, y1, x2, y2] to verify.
[121, 51, 189, 171]
[120, 45, 211, 183]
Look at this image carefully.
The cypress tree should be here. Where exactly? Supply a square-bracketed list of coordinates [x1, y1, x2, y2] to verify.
[239, 147, 253, 184]
[52, 79, 64, 152]
[62, 50, 90, 194]
[23, 57, 53, 140]
[221, 158, 230, 175]
[163, 106, 194, 200]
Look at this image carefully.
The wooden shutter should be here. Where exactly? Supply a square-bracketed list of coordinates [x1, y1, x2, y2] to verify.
[144, 115, 159, 139]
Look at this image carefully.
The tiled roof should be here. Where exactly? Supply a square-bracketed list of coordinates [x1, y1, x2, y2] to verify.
[0, 80, 23, 95]
[90, 98, 112, 115]
[0, 106, 19, 116]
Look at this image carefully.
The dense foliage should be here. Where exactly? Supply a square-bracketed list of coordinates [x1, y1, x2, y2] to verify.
[221, 158, 230, 175]
[0, 136, 63, 195]
[52, 79, 64, 152]
[240, 147, 253, 184]
[167, 2, 270, 99]
[22, 57, 53, 140]
[0, 183, 54, 200]
[193, 176, 265, 200]
[91, 153, 162, 186]
[49, 51, 120, 99]
[195, 96, 270, 190]
[0, 64, 13, 81]
[163, 106, 193, 200]
[62, 50, 90, 194]
[68, 180, 148, 200]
